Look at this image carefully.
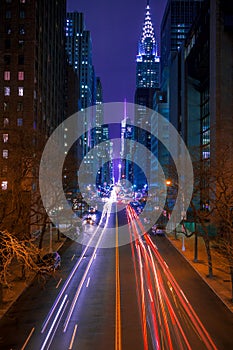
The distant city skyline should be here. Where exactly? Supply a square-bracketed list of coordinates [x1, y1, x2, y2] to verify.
[67, 0, 167, 103]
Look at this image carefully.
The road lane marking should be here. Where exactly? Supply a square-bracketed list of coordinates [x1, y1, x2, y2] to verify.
[55, 278, 62, 289]
[86, 277, 90, 288]
[21, 327, 35, 350]
[115, 209, 122, 350]
[71, 254, 75, 261]
[68, 324, 78, 349]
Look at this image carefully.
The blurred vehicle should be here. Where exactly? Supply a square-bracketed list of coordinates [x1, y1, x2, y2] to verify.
[82, 216, 95, 225]
[130, 201, 143, 214]
[88, 206, 96, 213]
[38, 252, 61, 272]
[151, 224, 166, 236]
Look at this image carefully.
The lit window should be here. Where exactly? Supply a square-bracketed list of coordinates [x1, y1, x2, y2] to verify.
[17, 118, 23, 126]
[1, 181, 8, 191]
[4, 118, 9, 127]
[3, 150, 8, 159]
[20, 0, 26, 3]
[6, 26, 12, 34]
[19, 26, 25, 35]
[18, 71, 24, 80]
[18, 87, 24, 96]
[3, 102, 9, 111]
[3, 134, 8, 143]
[4, 87, 10, 96]
[4, 71, 10, 80]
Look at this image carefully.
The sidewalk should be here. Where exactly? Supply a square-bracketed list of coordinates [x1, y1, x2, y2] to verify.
[0, 228, 66, 319]
[166, 231, 233, 313]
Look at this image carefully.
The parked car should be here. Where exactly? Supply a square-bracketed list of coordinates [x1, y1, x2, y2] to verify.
[151, 224, 166, 236]
[38, 252, 61, 272]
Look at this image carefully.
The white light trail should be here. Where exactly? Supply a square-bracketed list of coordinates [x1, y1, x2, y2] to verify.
[40, 294, 68, 350]
[63, 201, 113, 332]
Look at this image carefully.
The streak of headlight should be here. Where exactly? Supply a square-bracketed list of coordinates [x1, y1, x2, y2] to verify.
[41, 206, 109, 333]
[63, 200, 113, 332]
[40, 294, 68, 350]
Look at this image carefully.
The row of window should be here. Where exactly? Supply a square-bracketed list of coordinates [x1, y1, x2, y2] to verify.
[4, 86, 24, 96]
[4, 101, 23, 111]
[3, 117, 23, 127]
[4, 71, 24, 80]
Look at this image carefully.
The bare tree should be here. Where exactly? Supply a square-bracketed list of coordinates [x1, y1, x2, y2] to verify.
[0, 230, 41, 304]
[209, 146, 233, 300]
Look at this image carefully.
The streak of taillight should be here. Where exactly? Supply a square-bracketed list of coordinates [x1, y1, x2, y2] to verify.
[145, 234, 218, 350]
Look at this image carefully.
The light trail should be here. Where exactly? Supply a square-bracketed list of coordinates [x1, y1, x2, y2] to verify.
[41, 203, 111, 334]
[126, 204, 217, 350]
[63, 198, 113, 332]
[40, 294, 68, 350]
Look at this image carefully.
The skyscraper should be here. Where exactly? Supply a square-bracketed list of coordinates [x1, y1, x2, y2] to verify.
[66, 12, 94, 111]
[160, 0, 203, 91]
[134, 1, 160, 188]
[0, 0, 66, 235]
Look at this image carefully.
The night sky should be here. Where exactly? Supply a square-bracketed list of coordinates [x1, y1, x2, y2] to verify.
[67, 0, 167, 103]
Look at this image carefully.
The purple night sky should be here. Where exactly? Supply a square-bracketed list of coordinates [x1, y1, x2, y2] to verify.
[67, 0, 167, 103]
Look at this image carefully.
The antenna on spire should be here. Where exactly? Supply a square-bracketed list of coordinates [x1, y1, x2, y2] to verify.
[147, 0, 150, 6]
[124, 98, 127, 118]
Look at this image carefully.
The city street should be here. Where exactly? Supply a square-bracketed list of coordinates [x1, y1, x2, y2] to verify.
[0, 203, 233, 350]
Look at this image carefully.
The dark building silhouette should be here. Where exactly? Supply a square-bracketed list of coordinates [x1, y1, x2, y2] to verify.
[0, 0, 67, 235]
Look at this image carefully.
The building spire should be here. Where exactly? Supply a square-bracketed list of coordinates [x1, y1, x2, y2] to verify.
[137, 1, 157, 58]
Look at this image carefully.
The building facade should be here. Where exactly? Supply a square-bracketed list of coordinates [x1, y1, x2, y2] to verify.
[134, 1, 160, 188]
[0, 0, 67, 235]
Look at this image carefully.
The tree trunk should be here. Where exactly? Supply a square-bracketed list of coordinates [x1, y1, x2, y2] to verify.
[21, 264, 26, 280]
[39, 220, 47, 249]
[203, 236, 213, 278]
[0, 283, 3, 305]
[230, 266, 233, 303]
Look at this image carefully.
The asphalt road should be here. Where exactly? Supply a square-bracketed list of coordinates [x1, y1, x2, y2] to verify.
[0, 206, 233, 350]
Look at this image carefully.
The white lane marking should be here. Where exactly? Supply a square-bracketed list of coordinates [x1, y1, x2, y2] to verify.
[21, 327, 35, 350]
[86, 277, 91, 288]
[55, 278, 62, 289]
[68, 324, 78, 350]
[71, 254, 75, 261]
